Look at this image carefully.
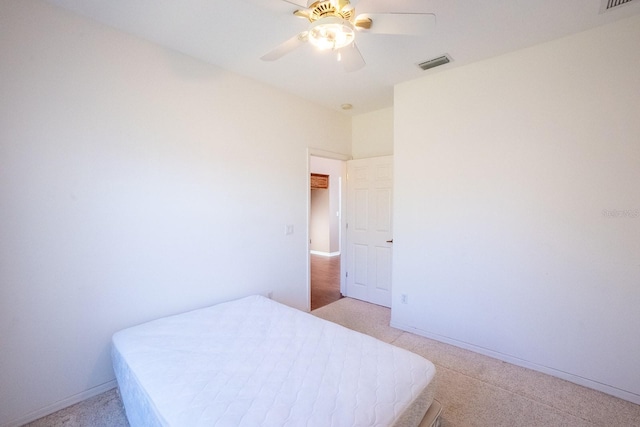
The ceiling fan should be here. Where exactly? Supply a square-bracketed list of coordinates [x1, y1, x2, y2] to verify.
[260, 0, 436, 72]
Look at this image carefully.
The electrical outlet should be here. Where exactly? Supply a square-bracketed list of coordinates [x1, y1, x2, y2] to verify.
[401, 294, 408, 304]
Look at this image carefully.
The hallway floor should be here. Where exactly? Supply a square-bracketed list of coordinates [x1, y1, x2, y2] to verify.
[310, 254, 341, 310]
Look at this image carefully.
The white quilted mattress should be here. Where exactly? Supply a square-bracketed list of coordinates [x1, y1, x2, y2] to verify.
[112, 295, 436, 427]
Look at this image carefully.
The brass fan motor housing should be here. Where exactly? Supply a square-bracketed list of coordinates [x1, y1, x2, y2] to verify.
[304, 0, 354, 22]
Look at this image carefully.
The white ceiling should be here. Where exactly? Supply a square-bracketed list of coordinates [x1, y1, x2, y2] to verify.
[45, 0, 640, 114]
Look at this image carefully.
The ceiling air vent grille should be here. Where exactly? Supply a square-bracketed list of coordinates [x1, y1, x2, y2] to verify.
[418, 54, 451, 71]
[600, 0, 638, 13]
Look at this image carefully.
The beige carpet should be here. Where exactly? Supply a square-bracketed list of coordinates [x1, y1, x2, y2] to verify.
[313, 298, 640, 427]
[26, 297, 640, 426]
[25, 387, 128, 427]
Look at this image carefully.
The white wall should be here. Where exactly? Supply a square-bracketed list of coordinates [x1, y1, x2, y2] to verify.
[352, 107, 394, 159]
[310, 188, 330, 252]
[309, 156, 343, 254]
[0, 1, 351, 425]
[392, 15, 640, 403]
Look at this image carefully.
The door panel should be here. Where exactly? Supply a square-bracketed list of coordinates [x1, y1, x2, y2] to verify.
[354, 244, 368, 285]
[346, 156, 393, 307]
[355, 189, 368, 230]
[376, 188, 392, 232]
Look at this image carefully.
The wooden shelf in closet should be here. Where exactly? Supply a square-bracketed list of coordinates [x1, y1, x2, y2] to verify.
[310, 173, 329, 189]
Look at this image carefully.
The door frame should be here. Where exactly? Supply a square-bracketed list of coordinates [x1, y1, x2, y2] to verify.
[306, 148, 351, 312]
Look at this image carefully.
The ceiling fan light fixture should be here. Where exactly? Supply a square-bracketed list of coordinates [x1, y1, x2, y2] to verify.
[308, 17, 355, 50]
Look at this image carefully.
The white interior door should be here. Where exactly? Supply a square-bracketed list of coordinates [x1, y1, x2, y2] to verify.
[345, 156, 393, 307]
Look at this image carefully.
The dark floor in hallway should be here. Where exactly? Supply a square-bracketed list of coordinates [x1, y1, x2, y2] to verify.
[310, 254, 341, 310]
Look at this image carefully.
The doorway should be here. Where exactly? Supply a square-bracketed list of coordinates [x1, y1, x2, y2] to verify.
[309, 153, 347, 310]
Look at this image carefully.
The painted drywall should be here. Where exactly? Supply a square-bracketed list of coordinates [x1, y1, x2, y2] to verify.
[0, 0, 351, 425]
[309, 156, 343, 255]
[392, 15, 640, 403]
[352, 107, 394, 159]
[310, 188, 330, 252]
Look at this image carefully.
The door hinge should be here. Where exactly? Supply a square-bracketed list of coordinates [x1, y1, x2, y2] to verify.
[346, 271, 349, 278]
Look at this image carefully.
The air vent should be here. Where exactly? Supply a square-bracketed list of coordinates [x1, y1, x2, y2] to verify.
[600, 0, 638, 13]
[418, 54, 451, 71]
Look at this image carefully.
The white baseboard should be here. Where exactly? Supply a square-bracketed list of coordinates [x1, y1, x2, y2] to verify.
[310, 250, 340, 257]
[3, 380, 118, 427]
[390, 321, 640, 406]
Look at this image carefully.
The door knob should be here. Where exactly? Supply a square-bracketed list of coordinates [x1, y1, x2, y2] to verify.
[386, 239, 393, 243]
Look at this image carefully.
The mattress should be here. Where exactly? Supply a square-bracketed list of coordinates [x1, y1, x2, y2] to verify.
[112, 295, 436, 427]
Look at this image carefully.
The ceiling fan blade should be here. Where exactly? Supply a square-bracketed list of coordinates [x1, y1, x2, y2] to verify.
[261, 33, 307, 61]
[356, 13, 435, 35]
[338, 43, 365, 72]
[293, 9, 312, 19]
